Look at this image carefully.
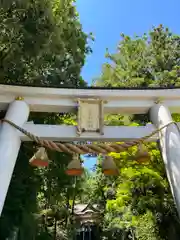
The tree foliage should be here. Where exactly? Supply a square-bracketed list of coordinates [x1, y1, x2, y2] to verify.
[94, 25, 180, 88]
[91, 25, 180, 240]
[0, 0, 91, 87]
[0, 0, 91, 239]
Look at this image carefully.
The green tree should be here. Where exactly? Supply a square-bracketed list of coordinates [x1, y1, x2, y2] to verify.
[0, 0, 91, 239]
[92, 25, 180, 239]
[94, 25, 180, 88]
[0, 0, 91, 87]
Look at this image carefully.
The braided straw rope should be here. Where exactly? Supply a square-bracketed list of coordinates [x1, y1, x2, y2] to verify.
[0, 119, 175, 154]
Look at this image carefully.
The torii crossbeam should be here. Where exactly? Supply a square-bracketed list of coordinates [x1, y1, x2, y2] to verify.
[0, 84, 180, 217]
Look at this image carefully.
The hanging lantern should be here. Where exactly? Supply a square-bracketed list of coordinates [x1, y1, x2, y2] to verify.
[102, 155, 119, 176]
[29, 147, 49, 167]
[66, 154, 84, 176]
[135, 143, 150, 164]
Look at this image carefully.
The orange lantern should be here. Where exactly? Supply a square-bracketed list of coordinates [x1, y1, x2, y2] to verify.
[29, 147, 49, 167]
[66, 154, 84, 176]
[135, 144, 150, 164]
[102, 155, 119, 176]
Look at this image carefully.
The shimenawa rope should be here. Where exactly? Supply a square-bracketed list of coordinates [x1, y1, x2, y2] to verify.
[0, 119, 175, 154]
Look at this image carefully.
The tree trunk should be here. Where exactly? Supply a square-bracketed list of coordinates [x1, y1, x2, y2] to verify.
[53, 218, 57, 240]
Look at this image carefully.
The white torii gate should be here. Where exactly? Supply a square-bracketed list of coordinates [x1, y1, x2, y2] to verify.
[0, 85, 180, 216]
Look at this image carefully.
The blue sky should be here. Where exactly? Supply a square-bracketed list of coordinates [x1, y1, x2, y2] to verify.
[76, 0, 180, 169]
[81, 155, 97, 171]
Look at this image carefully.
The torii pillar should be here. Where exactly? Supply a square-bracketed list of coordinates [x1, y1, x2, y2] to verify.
[0, 99, 29, 216]
[150, 104, 180, 216]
